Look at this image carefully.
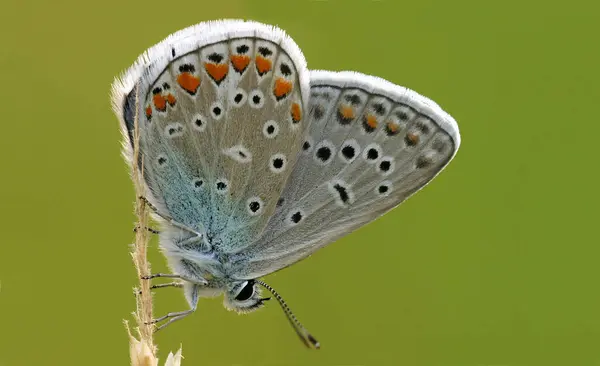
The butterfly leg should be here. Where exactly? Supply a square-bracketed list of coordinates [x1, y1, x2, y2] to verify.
[148, 307, 196, 332]
[141, 273, 208, 286]
[148, 284, 200, 332]
[137, 282, 183, 295]
[150, 282, 184, 290]
[138, 196, 203, 237]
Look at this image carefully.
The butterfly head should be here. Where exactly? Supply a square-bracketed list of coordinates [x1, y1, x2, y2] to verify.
[224, 279, 321, 349]
[224, 279, 271, 313]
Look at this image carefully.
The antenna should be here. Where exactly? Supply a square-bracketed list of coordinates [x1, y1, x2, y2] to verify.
[256, 280, 320, 349]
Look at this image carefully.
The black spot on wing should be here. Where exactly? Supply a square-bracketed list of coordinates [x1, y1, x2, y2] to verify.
[333, 184, 349, 204]
[208, 53, 224, 63]
[258, 47, 273, 56]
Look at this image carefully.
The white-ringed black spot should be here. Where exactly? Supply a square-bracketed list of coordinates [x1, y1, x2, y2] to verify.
[342, 145, 355, 159]
[232, 89, 247, 106]
[192, 178, 204, 191]
[363, 143, 382, 163]
[376, 181, 392, 197]
[248, 90, 265, 109]
[210, 102, 224, 120]
[269, 153, 287, 173]
[262, 120, 279, 139]
[246, 197, 264, 216]
[316, 147, 331, 162]
[171, 48, 176, 57]
[334, 184, 349, 204]
[288, 210, 304, 225]
[216, 178, 229, 194]
[191, 113, 207, 132]
[377, 157, 394, 176]
[314, 140, 335, 165]
[380, 161, 391, 171]
[328, 180, 354, 206]
[339, 139, 360, 163]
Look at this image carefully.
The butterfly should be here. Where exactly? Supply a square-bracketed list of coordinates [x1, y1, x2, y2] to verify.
[111, 19, 460, 349]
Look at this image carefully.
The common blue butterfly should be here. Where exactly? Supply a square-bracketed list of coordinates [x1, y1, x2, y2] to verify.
[111, 19, 460, 349]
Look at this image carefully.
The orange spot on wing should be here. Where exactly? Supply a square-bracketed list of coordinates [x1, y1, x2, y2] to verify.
[177, 72, 200, 95]
[387, 121, 399, 133]
[339, 105, 355, 119]
[153, 94, 166, 111]
[145, 106, 152, 119]
[230, 55, 250, 73]
[274, 77, 293, 99]
[204, 62, 228, 83]
[406, 132, 419, 145]
[366, 114, 378, 129]
[255, 56, 272, 75]
[165, 93, 176, 106]
[291, 103, 302, 123]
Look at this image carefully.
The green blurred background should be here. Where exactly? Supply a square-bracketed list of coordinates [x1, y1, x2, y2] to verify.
[1, 0, 599, 365]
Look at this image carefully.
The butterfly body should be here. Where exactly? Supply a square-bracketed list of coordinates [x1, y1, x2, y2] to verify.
[111, 19, 460, 344]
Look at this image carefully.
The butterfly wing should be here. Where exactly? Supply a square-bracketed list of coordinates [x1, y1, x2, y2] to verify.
[111, 20, 310, 251]
[230, 70, 460, 279]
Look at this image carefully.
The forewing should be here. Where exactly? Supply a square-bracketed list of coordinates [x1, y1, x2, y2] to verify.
[111, 20, 310, 249]
[232, 70, 460, 279]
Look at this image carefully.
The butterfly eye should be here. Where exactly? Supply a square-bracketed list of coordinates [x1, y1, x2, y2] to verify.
[235, 280, 255, 301]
